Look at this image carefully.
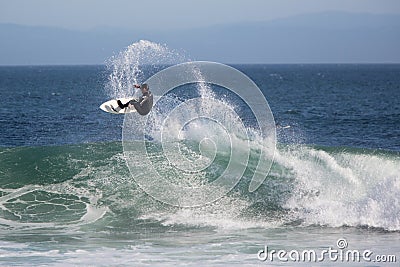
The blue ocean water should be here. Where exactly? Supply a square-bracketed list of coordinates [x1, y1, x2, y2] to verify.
[0, 62, 399, 266]
[1, 64, 399, 150]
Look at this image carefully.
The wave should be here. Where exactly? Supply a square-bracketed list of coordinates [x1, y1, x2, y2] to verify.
[2, 40, 398, 233]
[0, 141, 399, 232]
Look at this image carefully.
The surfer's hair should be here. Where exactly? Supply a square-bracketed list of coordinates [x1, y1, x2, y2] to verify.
[141, 83, 149, 91]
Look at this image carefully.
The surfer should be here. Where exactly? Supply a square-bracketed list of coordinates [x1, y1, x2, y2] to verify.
[116, 83, 153, 115]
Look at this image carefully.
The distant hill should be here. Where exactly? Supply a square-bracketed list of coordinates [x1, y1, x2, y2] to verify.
[1, 11, 399, 65]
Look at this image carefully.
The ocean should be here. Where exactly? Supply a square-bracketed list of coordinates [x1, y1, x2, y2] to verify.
[0, 42, 399, 266]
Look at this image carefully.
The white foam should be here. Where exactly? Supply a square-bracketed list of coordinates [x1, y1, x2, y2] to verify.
[140, 192, 281, 230]
[281, 146, 400, 231]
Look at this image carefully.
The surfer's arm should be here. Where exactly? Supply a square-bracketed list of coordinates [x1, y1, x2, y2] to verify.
[139, 96, 149, 106]
[129, 96, 147, 106]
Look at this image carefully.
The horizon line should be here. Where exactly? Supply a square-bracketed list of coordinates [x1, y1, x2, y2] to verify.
[1, 62, 400, 67]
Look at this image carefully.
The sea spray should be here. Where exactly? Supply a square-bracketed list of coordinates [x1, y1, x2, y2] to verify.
[106, 40, 188, 98]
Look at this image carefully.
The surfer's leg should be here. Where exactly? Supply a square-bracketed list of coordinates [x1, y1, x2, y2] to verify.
[117, 100, 130, 109]
[117, 100, 124, 108]
[110, 105, 118, 112]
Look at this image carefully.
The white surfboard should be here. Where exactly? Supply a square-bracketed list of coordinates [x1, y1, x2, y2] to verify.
[99, 98, 138, 114]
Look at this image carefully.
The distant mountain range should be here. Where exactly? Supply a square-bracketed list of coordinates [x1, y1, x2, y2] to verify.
[1, 11, 399, 65]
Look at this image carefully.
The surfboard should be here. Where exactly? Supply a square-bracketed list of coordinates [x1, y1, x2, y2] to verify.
[99, 98, 138, 114]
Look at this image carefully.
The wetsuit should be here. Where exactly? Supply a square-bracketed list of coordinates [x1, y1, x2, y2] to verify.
[117, 91, 153, 115]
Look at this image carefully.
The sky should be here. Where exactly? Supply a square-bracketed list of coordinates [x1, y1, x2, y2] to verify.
[1, 0, 400, 64]
[1, 0, 400, 30]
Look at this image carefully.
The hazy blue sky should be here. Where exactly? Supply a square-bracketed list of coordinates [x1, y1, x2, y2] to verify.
[1, 0, 400, 64]
[1, 0, 400, 30]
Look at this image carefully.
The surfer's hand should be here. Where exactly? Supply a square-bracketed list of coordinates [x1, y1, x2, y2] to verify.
[134, 84, 140, 88]
[128, 99, 138, 106]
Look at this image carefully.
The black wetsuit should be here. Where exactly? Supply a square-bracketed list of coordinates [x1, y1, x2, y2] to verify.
[117, 91, 153, 115]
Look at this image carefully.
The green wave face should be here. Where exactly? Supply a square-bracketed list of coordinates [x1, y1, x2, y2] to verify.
[0, 143, 126, 227]
[0, 142, 399, 231]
